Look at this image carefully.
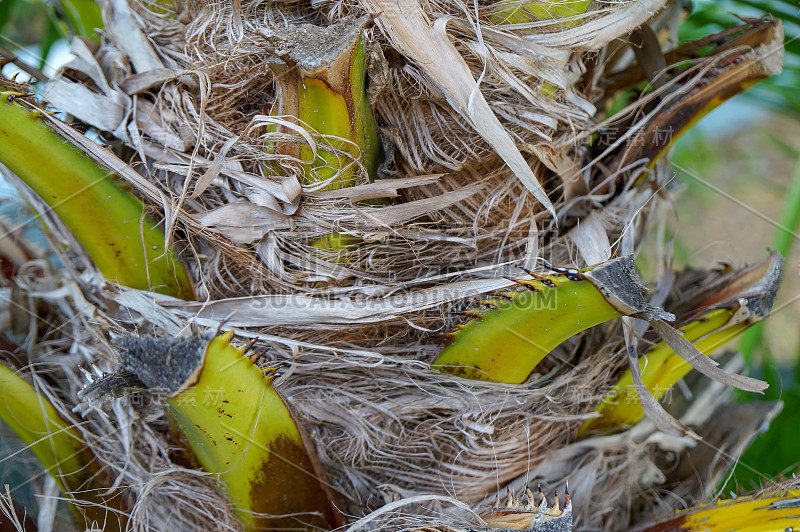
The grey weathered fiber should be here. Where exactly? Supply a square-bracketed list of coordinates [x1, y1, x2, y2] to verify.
[112, 335, 209, 396]
[583, 255, 675, 322]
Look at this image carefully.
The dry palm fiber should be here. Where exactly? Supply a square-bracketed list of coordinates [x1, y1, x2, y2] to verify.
[1, 0, 786, 530]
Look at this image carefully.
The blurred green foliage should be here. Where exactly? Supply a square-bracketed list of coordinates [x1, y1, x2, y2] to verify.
[0, 0, 101, 70]
[681, 0, 800, 113]
[678, 0, 800, 493]
[723, 156, 800, 493]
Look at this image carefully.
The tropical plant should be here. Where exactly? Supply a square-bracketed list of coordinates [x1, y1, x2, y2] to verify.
[0, 0, 798, 531]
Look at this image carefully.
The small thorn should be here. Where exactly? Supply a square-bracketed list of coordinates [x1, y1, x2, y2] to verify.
[537, 485, 547, 512]
[525, 487, 535, 510]
[79, 367, 94, 383]
[91, 363, 103, 377]
[541, 262, 585, 281]
[546, 491, 561, 516]
[479, 299, 501, 309]
[248, 349, 268, 361]
[488, 291, 516, 300]
[528, 272, 556, 287]
[241, 337, 258, 354]
[504, 487, 513, 507]
[504, 276, 542, 290]
[521, 267, 558, 286]
[520, 268, 563, 287]
[215, 312, 235, 336]
[263, 367, 279, 382]
[435, 331, 459, 347]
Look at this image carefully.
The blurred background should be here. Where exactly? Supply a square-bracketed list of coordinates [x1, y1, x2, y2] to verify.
[667, 0, 800, 493]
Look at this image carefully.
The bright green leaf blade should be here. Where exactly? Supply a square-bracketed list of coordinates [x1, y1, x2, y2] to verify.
[113, 333, 342, 531]
[0, 363, 127, 529]
[433, 256, 668, 384]
[635, 487, 800, 531]
[433, 273, 623, 383]
[0, 94, 194, 298]
[58, 0, 103, 41]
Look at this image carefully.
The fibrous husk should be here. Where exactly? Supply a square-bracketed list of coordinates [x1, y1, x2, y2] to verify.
[1, 0, 786, 530]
